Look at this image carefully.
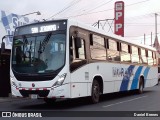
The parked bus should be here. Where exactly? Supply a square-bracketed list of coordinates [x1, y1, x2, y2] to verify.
[4, 19, 158, 104]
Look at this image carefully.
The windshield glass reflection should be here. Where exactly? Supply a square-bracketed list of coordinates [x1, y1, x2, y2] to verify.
[12, 33, 66, 74]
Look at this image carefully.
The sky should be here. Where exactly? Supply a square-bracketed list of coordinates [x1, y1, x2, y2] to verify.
[0, 0, 160, 45]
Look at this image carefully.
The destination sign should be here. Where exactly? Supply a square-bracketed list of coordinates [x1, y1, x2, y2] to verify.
[31, 25, 57, 33]
[15, 20, 67, 35]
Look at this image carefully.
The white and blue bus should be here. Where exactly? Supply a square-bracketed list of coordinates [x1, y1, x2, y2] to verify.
[7, 19, 158, 103]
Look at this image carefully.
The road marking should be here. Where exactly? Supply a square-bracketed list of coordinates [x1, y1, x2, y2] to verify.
[103, 95, 148, 108]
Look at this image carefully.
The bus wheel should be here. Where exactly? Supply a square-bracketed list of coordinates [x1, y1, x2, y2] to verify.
[91, 80, 100, 103]
[138, 78, 144, 94]
[44, 98, 56, 105]
[157, 79, 160, 85]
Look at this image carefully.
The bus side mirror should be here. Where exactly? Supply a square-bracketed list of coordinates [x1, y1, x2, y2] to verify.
[1, 36, 6, 53]
[1, 35, 13, 53]
[1, 42, 5, 53]
[75, 37, 82, 48]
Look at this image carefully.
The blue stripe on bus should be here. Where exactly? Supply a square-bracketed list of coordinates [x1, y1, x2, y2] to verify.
[120, 65, 135, 91]
[143, 67, 150, 87]
[130, 66, 143, 90]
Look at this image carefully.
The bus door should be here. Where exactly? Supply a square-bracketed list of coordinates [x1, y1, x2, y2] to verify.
[70, 36, 88, 98]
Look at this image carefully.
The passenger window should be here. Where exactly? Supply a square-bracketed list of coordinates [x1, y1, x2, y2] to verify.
[153, 52, 157, 65]
[140, 48, 147, 64]
[148, 50, 153, 65]
[107, 39, 120, 61]
[78, 40, 85, 59]
[120, 43, 131, 62]
[90, 34, 106, 60]
[70, 36, 87, 72]
[132, 46, 139, 63]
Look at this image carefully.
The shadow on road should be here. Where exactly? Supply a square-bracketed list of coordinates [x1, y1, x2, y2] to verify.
[19, 90, 153, 110]
[100, 90, 152, 102]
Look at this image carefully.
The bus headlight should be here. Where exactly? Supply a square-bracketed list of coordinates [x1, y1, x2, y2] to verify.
[53, 73, 67, 87]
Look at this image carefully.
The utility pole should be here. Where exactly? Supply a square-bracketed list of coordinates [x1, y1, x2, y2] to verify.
[144, 34, 146, 45]
[154, 13, 160, 53]
[155, 13, 158, 40]
[151, 32, 152, 46]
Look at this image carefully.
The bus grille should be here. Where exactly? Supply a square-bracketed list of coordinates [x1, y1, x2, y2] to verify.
[19, 90, 49, 97]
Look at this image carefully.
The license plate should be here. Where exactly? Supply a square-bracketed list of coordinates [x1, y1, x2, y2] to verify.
[30, 94, 38, 99]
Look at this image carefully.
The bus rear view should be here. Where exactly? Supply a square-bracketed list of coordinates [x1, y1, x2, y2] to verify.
[10, 20, 70, 103]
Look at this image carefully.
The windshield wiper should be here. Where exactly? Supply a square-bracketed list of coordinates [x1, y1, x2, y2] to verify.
[38, 32, 52, 58]
[22, 35, 28, 61]
[23, 35, 28, 45]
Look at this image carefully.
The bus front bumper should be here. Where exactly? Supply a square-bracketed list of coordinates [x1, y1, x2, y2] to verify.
[11, 84, 69, 99]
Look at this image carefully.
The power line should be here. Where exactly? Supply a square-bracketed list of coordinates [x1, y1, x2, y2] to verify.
[64, 8, 113, 18]
[63, 0, 151, 18]
[67, 0, 107, 15]
[125, 24, 160, 27]
[83, 0, 113, 14]
[53, 0, 113, 20]
[47, 0, 81, 20]
[101, 23, 160, 26]
[125, 13, 154, 21]
[125, 33, 160, 38]
[125, 0, 150, 7]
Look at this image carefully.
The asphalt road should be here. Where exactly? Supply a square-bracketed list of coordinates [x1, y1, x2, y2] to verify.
[0, 84, 160, 119]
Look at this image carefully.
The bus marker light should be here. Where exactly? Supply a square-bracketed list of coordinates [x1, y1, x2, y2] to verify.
[29, 88, 33, 90]
[43, 88, 47, 90]
[36, 88, 39, 91]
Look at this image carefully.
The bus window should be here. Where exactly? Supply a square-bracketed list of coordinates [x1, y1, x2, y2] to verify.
[120, 43, 131, 62]
[70, 36, 87, 72]
[107, 39, 120, 61]
[148, 50, 153, 66]
[132, 46, 139, 63]
[78, 40, 85, 59]
[90, 34, 106, 60]
[153, 52, 157, 65]
[140, 48, 147, 64]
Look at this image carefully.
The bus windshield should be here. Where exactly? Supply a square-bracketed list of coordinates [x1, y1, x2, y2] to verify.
[12, 32, 66, 74]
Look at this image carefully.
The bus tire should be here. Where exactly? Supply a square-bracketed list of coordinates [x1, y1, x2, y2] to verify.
[44, 98, 56, 105]
[138, 78, 144, 94]
[91, 80, 100, 103]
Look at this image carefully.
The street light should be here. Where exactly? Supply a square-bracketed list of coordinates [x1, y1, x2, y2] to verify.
[21, 11, 41, 17]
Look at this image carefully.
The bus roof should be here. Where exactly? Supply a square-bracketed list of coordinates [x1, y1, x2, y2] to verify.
[67, 19, 156, 51]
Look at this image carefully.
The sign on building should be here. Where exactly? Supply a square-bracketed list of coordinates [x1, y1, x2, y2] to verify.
[114, 1, 124, 37]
